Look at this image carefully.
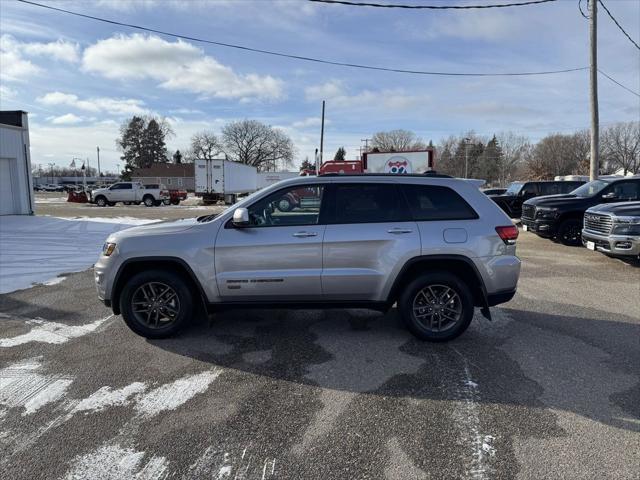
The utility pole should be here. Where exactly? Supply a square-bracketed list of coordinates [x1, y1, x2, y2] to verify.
[589, 0, 599, 180]
[361, 138, 370, 152]
[319, 100, 325, 170]
[48, 162, 55, 184]
[96, 146, 101, 178]
[464, 137, 471, 179]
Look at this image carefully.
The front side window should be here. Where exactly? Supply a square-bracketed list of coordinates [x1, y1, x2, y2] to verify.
[402, 184, 478, 221]
[247, 184, 324, 227]
[611, 181, 640, 200]
[505, 182, 523, 196]
[331, 183, 410, 224]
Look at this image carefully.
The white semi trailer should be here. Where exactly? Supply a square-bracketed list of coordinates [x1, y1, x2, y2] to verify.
[195, 159, 257, 205]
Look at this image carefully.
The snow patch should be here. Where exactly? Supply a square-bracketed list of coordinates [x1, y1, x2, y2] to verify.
[62, 444, 168, 480]
[0, 316, 113, 347]
[134, 370, 221, 417]
[42, 276, 66, 286]
[0, 359, 73, 415]
[0, 215, 149, 294]
[72, 382, 147, 414]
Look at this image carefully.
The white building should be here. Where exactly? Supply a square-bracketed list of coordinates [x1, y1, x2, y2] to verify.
[0, 111, 34, 215]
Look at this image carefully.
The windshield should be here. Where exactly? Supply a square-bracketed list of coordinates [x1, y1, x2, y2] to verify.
[570, 180, 610, 197]
[505, 182, 523, 196]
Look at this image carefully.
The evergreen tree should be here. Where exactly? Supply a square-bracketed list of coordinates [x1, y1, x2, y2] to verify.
[334, 147, 346, 161]
[142, 119, 169, 167]
[117, 116, 146, 170]
[300, 157, 315, 172]
[173, 150, 183, 164]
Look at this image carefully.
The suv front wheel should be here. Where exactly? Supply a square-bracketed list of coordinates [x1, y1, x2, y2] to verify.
[398, 272, 474, 342]
[120, 270, 194, 338]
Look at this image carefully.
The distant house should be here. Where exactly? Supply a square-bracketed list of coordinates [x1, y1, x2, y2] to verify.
[131, 163, 195, 191]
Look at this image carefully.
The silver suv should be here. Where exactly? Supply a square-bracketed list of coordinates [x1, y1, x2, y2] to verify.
[95, 175, 521, 342]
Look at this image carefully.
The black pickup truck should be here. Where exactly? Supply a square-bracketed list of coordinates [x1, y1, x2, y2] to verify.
[488, 180, 585, 218]
[521, 176, 640, 245]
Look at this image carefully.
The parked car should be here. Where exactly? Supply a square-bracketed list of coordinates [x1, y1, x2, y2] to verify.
[144, 184, 188, 205]
[582, 202, 640, 260]
[91, 181, 169, 207]
[489, 180, 585, 218]
[95, 174, 521, 342]
[521, 176, 640, 245]
[41, 183, 64, 192]
[482, 188, 507, 196]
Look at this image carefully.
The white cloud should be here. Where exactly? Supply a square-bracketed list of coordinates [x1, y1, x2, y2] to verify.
[82, 34, 284, 101]
[291, 117, 329, 129]
[37, 91, 149, 116]
[0, 34, 79, 82]
[48, 113, 83, 125]
[305, 81, 430, 111]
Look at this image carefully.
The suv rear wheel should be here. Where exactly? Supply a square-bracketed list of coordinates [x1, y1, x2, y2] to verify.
[398, 272, 474, 342]
[143, 195, 155, 207]
[120, 270, 194, 338]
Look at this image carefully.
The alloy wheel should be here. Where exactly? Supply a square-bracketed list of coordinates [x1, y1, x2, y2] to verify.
[412, 284, 463, 333]
[131, 281, 181, 329]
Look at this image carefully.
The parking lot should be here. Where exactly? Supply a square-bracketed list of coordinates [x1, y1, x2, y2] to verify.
[1, 198, 639, 480]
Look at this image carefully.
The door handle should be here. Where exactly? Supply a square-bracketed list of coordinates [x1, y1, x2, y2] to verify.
[387, 228, 413, 234]
[293, 231, 317, 238]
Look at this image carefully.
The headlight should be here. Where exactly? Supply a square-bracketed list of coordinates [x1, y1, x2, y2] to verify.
[612, 224, 640, 236]
[613, 216, 640, 225]
[536, 207, 559, 219]
[102, 242, 116, 256]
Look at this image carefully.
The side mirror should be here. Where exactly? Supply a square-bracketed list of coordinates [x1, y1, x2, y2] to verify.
[232, 207, 250, 227]
[601, 192, 617, 200]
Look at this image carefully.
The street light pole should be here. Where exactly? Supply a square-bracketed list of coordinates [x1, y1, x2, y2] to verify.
[463, 137, 471, 179]
[96, 146, 101, 178]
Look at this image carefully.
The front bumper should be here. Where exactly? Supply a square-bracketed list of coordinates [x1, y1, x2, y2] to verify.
[521, 218, 556, 237]
[581, 230, 640, 257]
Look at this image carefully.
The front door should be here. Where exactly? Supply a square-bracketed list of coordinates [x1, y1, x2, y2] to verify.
[321, 183, 421, 301]
[215, 184, 326, 301]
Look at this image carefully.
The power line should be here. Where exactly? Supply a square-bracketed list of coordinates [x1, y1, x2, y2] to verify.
[17, 0, 583, 77]
[598, 69, 640, 98]
[597, 0, 640, 51]
[308, 0, 556, 9]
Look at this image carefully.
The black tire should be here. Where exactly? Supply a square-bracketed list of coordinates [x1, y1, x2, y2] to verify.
[95, 195, 107, 207]
[163, 199, 171, 206]
[398, 272, 474, 342]
[143, 195, 155, 207]
[119, 270, 194, 339]
[170, 199, 180, 205]
[276, 196, 293, 212]
[558, 218, 582, 246]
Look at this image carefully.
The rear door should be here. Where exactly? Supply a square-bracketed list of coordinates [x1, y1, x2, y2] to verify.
[321, 182, 420, 301]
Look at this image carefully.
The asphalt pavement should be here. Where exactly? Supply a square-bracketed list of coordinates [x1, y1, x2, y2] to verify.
[0, 230, 638, 479]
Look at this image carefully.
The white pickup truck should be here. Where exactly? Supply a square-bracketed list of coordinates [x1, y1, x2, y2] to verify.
[91, 182, 169, 207]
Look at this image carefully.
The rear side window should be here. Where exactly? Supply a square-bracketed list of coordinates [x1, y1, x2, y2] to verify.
[332, 184, 410, 224]
[401, 184, 478, 221]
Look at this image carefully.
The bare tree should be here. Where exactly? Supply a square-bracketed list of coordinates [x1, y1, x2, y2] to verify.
[188, 131, 223, 163]
[602, 121, 640, 175]
[222, 120, 295, 172]
[526, 133, 585, 179]
[495, 132, 531, 185]
[370, 129, 426, 152]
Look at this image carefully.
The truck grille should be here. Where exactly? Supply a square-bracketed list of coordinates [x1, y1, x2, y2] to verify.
[584, 213, 612, 234]
[522, 204, 536, 220]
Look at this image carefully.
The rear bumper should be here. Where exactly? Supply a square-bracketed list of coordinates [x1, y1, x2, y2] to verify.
[521, 218, 556, 237]
[581, 230, 640, 257]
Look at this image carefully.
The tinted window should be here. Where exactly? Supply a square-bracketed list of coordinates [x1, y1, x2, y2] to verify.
[247, 184, 324, 227]
[521, 183, 538, 196]
[110, 183, 131, 190]
[332, 184, 410, 224]
[402, 185, 478, 221]
[611, 181, 640, 200]
[572, 180, 610, 197]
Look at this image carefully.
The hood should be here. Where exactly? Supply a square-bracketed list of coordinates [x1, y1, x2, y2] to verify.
[587, 201, 640, 217]
[524, 193, 581, 208]
[109, 217, 202, 241]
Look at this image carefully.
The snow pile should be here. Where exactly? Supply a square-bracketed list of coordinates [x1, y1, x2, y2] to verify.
[0, 216, 155, 294]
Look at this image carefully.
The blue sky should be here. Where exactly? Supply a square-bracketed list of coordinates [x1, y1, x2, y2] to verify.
[1, 0, 638, 173]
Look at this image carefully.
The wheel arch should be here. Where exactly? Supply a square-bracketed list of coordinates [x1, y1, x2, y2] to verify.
[387, 255, 488, 308]
[111, 257, 207, 315]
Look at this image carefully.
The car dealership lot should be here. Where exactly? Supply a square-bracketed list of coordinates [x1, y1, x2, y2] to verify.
[1, 211, 639, 479]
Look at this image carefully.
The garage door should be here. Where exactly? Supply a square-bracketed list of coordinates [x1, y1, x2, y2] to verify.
[0, 157, 17, 215]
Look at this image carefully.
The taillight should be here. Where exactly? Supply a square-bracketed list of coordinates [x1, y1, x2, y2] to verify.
[495, 225, 519, 244]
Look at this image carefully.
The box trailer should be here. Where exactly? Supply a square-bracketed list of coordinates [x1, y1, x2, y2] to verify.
[256, 171, 299, 189]
[362, 149, 435, 174]
[195, 159, 257, 204]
